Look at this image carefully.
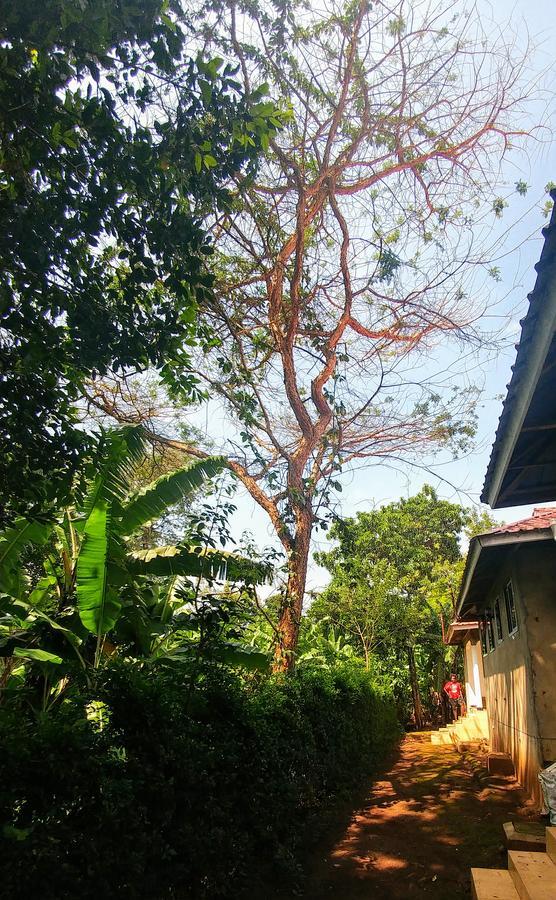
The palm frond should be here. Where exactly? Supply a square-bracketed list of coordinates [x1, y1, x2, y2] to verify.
[76, 501, 121, 636]
[127, 544, 271, 585]
[120, 457, 226, 537]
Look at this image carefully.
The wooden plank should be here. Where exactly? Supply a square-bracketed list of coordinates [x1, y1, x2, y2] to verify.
[547, 828, 556, 865]
[471, 868, 519, 900]
[508, 850, 556, 899]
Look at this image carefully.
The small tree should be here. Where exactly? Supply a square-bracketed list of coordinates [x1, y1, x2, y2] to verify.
[314, 485, 468, 725]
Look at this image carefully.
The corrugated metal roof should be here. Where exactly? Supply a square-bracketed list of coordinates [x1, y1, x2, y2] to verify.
[481, 189, 556, 506]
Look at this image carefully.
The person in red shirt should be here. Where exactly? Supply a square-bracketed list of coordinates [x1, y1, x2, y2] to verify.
[443, 673, 465, 721]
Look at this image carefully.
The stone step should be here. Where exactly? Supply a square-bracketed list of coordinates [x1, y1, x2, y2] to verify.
[430, 730, 452, 745]
[488, 753, 515, 777]
[547, 828, 556, 865]
[508, 849, 556, 899]
[503, 822, 546, 853]
[471, 868, 519, 899]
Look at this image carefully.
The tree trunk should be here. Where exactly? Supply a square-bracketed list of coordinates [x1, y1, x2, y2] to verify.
[274, 505, 312, 673]
[407, 644, 424, 729]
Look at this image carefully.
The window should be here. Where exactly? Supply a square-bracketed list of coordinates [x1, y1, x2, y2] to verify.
[481, 620, 488, 655]
[494, 597, 503, 642]
[504, 580, 518, 635]
[486, 613, 496, 652]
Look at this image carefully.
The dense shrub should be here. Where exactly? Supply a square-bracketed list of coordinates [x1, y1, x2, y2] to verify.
[0, 662, 400, 898]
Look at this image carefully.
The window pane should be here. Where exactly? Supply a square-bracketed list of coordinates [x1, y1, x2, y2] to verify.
[494, 598, 503, 641]
[487, 614, 495, 650]
[504, 581, 518, 633]
[481, 622, 488, 655]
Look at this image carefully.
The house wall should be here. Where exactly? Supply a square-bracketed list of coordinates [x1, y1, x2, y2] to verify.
[514, 543, 556, 767]
[480, 548, 544, 804]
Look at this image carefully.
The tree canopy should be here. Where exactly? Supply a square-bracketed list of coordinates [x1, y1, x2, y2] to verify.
[0, 0, 285, 521]
[312, 486, 482, 721]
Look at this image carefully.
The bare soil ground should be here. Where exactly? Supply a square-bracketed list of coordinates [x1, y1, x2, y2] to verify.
[271, 733, 539, 899]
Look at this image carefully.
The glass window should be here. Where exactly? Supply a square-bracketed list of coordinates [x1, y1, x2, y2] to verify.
[504, 580, 518, 634]
[494, 597, 503, 642]
[487, 613, 496, 651]
[481, 620, 488, 655]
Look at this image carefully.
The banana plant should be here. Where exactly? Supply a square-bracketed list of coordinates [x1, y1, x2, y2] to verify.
[0, 426, 271, 676]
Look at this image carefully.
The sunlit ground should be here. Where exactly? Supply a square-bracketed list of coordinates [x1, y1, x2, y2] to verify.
[269, 734, 537, 900]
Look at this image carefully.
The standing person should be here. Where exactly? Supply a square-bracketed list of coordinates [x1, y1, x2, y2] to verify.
[443, 673, 465, 722]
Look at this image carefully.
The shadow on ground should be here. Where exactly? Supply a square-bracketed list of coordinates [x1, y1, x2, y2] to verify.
[266, 733, 537, 899]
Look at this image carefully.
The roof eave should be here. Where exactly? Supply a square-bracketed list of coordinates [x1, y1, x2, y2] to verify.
[482, 193, 556, 509]
[482, 281, 556, 508]
[455, 526, 555, 618]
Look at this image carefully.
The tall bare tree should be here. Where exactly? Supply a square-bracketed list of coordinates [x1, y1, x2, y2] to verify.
[90, 0, 535, 669]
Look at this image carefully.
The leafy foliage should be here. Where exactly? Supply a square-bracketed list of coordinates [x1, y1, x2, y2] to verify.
[313, 486, 482, 722]
[0, 0, 286, 521]
[0, 661, 399, 899]
[0, 427, 271, 702]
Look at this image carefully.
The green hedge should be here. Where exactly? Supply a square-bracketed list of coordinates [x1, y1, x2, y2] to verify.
[0, 663, 399, 898]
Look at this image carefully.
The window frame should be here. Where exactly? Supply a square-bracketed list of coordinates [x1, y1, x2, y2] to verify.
[486, 612, 496, 652]
[504, 580, 518, 636]
[481, 619, 489, 656]
[494, 596, 504, 643]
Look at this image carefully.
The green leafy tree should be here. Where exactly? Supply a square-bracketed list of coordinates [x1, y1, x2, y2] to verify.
[0, 0, 286, 521]
[314, 486, 470, 725]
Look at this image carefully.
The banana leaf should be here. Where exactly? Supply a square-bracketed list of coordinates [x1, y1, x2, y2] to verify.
[155, 643, 270, 672]
[0, 518, 53, 598]
[82, 426, 148, 522]
[13, 647, 63, 664]
[127, 544, 271, 584]
[119, 457, 226, 536]
[76, 501, 121, 636]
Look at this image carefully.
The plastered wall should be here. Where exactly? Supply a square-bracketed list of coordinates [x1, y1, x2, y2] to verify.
[514, 543, 556, 766]
[480, 548, 545, 804]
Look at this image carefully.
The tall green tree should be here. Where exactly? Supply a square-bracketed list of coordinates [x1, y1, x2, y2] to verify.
[313, 486, 470, 725]
[0, 0, 285, 521]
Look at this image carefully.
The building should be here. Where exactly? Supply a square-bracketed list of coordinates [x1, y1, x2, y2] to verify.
[450, 191, 556, 804]
[454, 508, 556, 801]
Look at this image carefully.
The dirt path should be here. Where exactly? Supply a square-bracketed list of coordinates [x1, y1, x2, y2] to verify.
[280, 733, 536, 899]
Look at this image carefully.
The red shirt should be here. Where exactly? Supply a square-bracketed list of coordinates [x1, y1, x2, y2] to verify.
[444, 681, 462, 700]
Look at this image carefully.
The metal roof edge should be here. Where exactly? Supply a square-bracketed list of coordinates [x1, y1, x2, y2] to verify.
[482, 192, 556, 508]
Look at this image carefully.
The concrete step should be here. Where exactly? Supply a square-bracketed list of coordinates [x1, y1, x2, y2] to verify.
[471, 868, 519, 899]
[429, 709, 489, 745]
[488, 753, 515, 777]
[547, 828, 556, 865]
[508, 849, 556, 899]
[503, 822, 546, 852]
[430, 730, 452, 745]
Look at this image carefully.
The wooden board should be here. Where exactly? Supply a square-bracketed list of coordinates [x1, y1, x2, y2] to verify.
[508, 849, 556, 900]
[471, 868, 519, 900]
